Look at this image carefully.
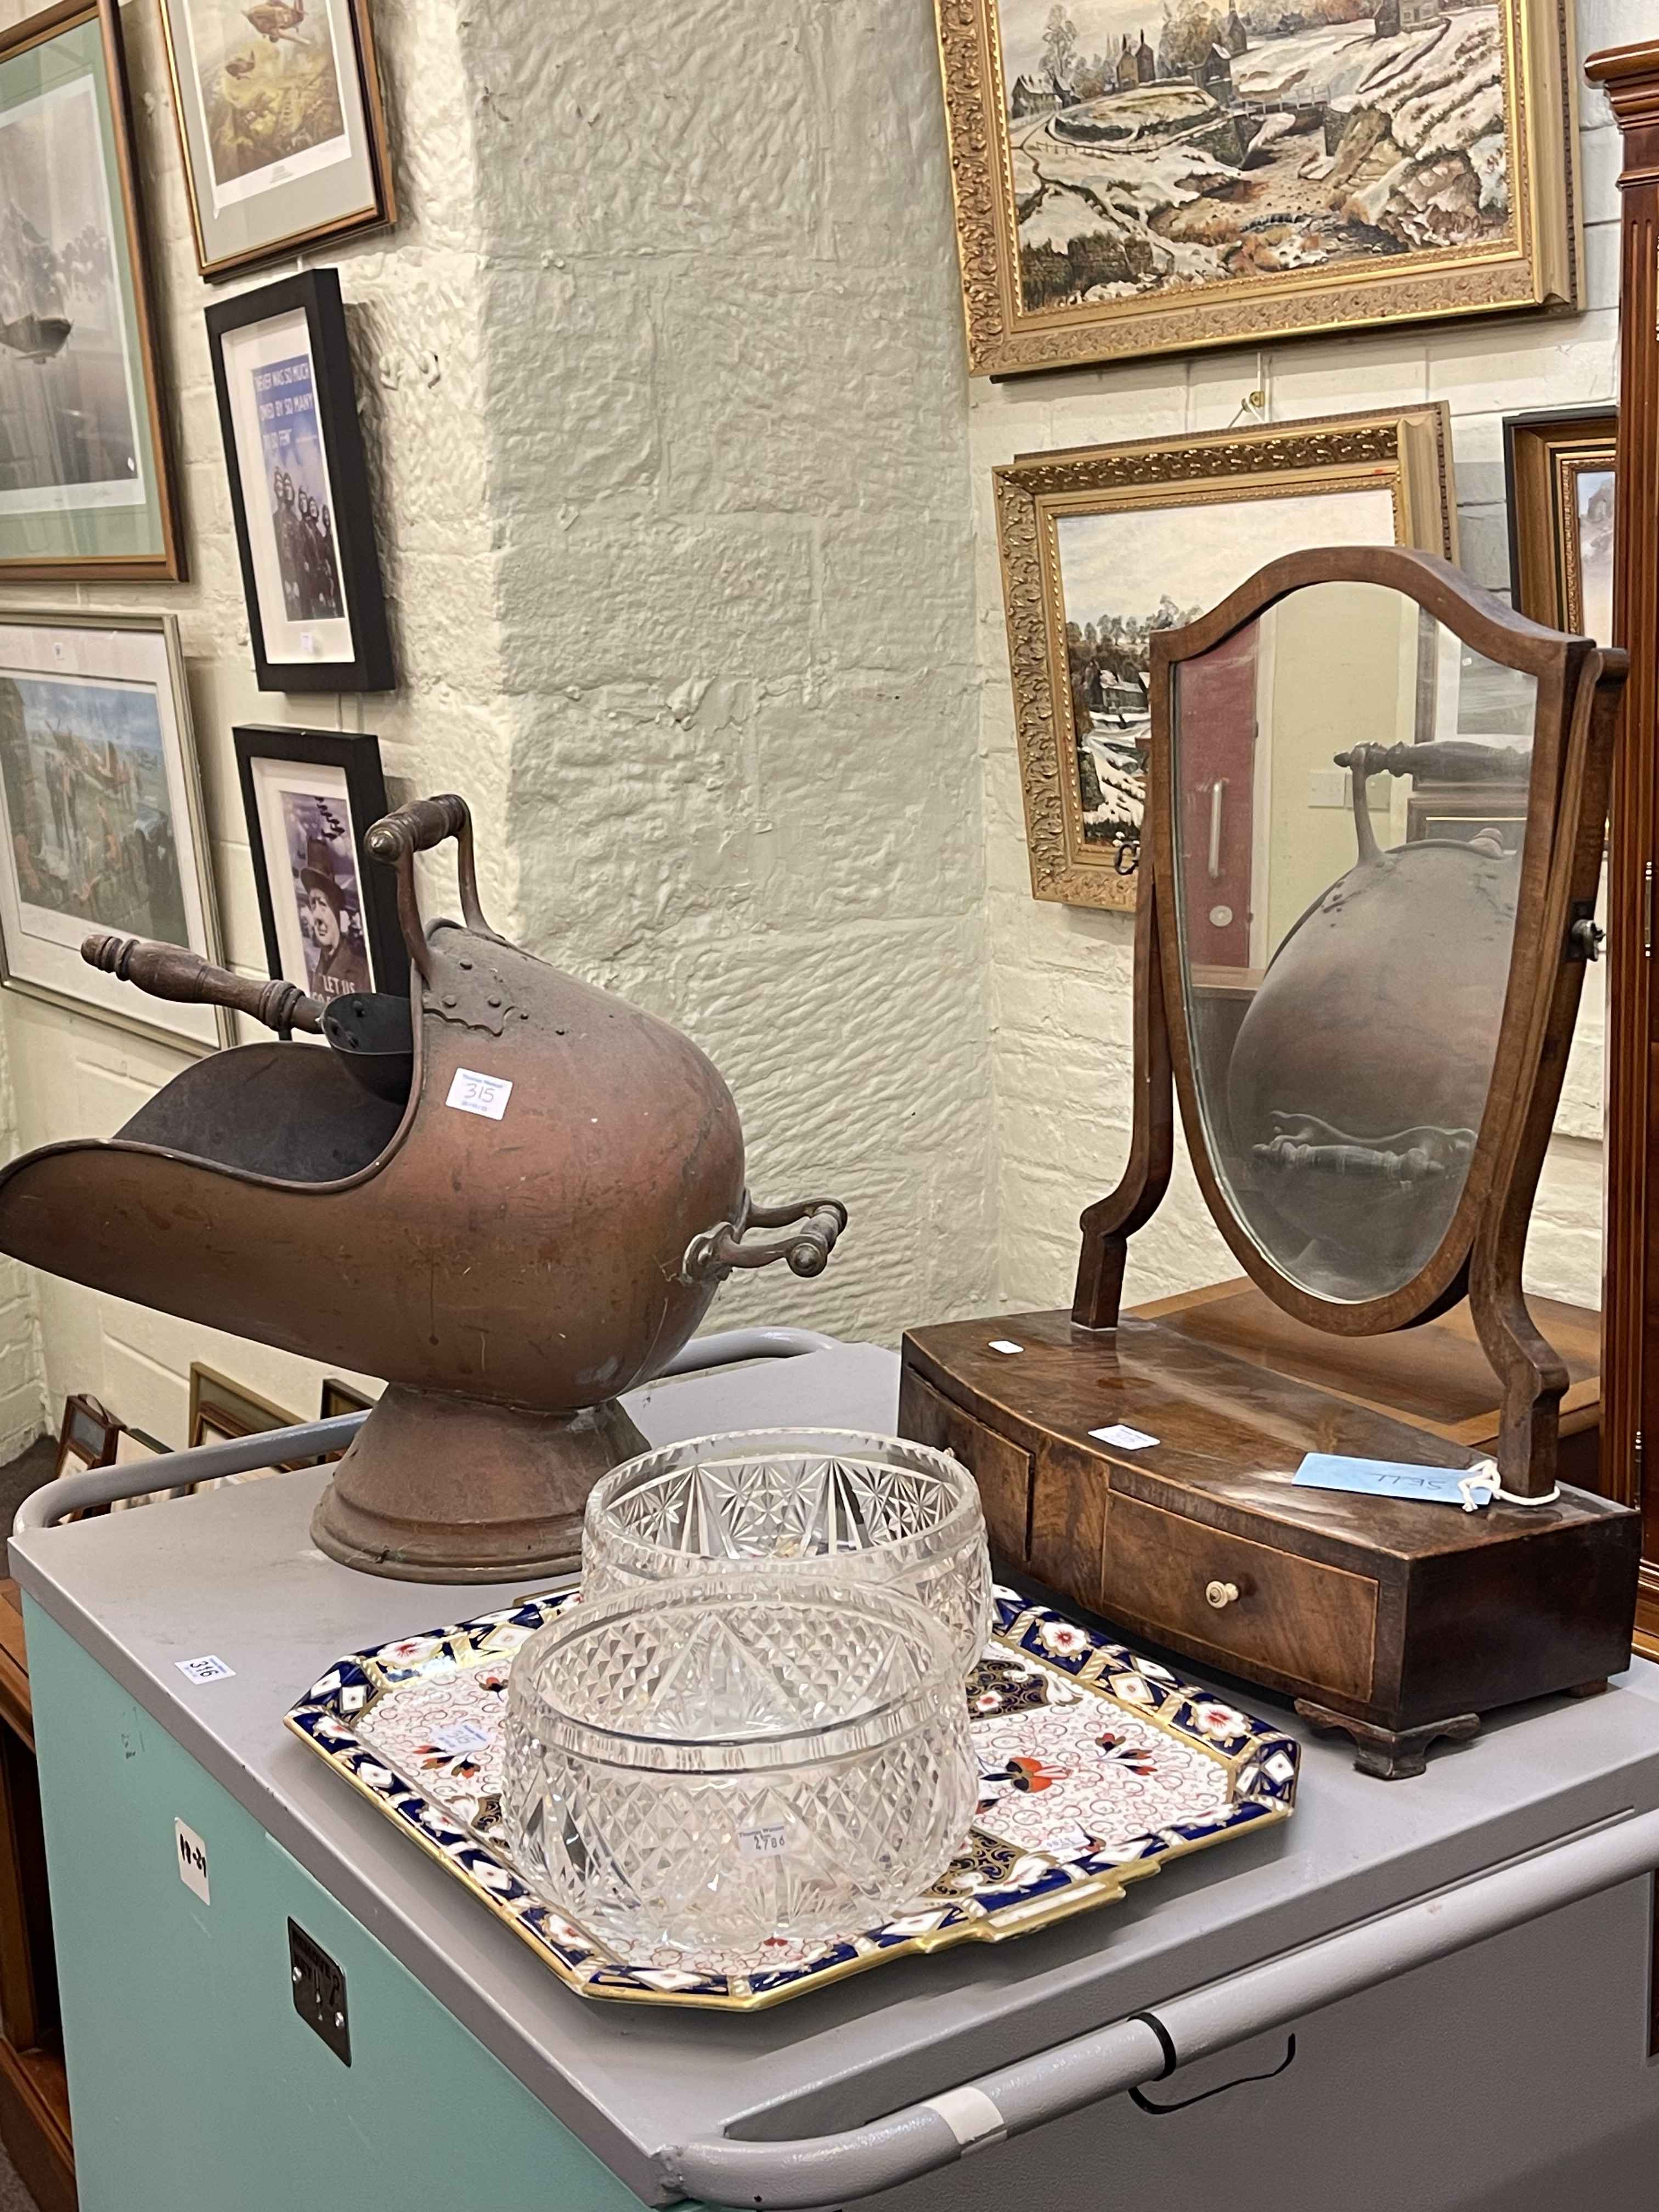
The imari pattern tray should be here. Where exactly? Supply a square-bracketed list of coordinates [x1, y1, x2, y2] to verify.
[285, 1587, 1299, 2012]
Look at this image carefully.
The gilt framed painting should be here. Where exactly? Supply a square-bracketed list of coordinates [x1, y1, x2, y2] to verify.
[206, 267, 394, 693]
[996, 405, 1455, 910]
[0, 0, 182, 577]
[935, 0, 1581, 375]
[1504, 407, 1615, 646]
[156, 0, 396, 281]
[0, 612, 227, 1049]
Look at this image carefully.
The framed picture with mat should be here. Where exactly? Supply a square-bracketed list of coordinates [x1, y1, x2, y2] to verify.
[234, 725, 403, 1000]
[205, 267, 394, 693]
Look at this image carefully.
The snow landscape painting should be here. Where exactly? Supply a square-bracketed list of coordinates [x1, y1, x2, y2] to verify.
[997, 0, 1511, 313]
[1047, 482, 1399, 896]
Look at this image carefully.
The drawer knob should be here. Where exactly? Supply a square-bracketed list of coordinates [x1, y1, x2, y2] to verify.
[1205, 1579, 1240, 1610]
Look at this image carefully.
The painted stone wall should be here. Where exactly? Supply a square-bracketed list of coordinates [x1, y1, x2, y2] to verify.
[460, 0, 995, 1346]
[973, 0, 1631, 1322]
[0, 0, 991, 1452]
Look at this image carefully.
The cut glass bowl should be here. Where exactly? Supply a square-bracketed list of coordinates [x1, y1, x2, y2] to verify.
[502, 1572, 976, 1954]
[581, 1427, 991, 1677]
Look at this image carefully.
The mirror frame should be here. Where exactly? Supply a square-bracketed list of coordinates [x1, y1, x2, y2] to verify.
[1074, 546, 1624, 1496]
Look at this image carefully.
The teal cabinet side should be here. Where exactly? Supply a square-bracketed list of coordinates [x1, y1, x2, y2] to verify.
[23, 1601, 667, 2212]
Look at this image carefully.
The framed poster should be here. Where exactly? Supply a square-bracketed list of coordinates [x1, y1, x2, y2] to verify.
[1504, 407, 1616, 645]
[233, 724, 403, 997]
[205, 267, 394, 693]
[996, 405, 1455, 910]
[156, 0, 395, 281]
[935, 0, 1582, 375]
[0, 0, 182, 577]
[0, 613, 227, 1049]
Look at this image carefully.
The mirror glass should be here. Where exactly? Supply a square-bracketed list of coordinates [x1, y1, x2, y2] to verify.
[1170, 581, 1538, 1304]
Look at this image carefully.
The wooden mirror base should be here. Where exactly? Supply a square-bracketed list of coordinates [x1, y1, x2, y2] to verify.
[1294, 1702, 1481, 1782]
[899, 1309, 1641, 1778]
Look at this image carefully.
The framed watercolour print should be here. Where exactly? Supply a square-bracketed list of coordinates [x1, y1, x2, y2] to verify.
[234, 725, 403, 998]
[206, 268, 394, 692]
[0, 0, 182, 577]
[0, 613, 228, 1048]
[996, 406, 1455, 910]
[157, 0, 396, 282]
[1504, 408, 1615, 646]
[935, 0, 1581, 375]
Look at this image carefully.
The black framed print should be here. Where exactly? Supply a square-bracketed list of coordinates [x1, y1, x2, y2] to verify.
[205, 268, 393, 692]
[0, 0, 184, 579]
[234, 724, 403, 998]
[157, 0, 396, 282]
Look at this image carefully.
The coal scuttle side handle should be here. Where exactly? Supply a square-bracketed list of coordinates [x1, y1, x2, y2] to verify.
[683, 1194, 848, 1284]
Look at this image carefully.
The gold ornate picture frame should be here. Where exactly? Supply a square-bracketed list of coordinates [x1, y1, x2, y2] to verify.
[936, 0, 1580, 376]
[1504, 407, 1616, 645]
[997, 406, 1456, 910]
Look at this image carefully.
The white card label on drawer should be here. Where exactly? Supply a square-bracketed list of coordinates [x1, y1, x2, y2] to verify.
[176, 1654, 235, 1684]
[987, 1339, 1023, 1356]
[175, 1818, 210, 1904]
[447, 1068, 513, 1121]
[1091, 1424, 1159, 1450]
[431, 1720, 490, 1756]
[738, 1821, 789, 1859]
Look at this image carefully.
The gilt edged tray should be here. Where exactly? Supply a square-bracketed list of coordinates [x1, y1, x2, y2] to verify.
[285, 1587, 1299, 2012]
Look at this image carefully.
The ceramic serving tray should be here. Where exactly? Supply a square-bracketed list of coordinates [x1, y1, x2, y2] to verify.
[285, 1588, 1299, 2011]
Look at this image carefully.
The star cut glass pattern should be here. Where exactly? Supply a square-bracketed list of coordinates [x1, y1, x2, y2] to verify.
[583, 1428, 991, 1676]
[501, 1572, 975, 1953]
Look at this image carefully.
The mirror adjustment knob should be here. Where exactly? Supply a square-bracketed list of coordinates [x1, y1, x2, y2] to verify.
[1569, 916, 1605, 961]
[1205, 1579, 1240, 1610]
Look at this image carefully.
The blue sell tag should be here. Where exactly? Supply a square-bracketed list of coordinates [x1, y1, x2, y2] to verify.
[1293, 1453, 1500, 1513]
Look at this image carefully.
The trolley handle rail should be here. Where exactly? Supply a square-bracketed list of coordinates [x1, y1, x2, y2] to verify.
[12, 1328, 842, 1535]
[662, 1803, 1659, 2208]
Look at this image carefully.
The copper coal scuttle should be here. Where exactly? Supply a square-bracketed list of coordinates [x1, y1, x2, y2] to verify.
[0, 795, 845, 1581]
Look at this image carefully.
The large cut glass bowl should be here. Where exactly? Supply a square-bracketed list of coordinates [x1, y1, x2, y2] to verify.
[581, 1427, 991, 1677]
[502, 1573, 975, 1954]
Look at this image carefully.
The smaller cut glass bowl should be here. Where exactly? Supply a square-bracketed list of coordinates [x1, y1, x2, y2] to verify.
[503, 1573, 976, 1954]
[582, 1428, 991, 1677]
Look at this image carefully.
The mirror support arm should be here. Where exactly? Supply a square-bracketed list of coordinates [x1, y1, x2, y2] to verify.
[1470, 647, 1626, 1497]
[1074, 883, 1174, 1329]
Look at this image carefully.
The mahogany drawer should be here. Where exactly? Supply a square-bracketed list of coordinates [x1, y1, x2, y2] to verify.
[897, 1372, 1031, 1567]
[1108, 1492, 1377, 1703]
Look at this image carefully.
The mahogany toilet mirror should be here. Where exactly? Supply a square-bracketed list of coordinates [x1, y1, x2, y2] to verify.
[1077, 544, 1622, 1505]
[901, 544, 1641, 1779]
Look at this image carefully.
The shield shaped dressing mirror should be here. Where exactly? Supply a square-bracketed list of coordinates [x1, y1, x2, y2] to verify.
[1076, 547, 1622, 1501]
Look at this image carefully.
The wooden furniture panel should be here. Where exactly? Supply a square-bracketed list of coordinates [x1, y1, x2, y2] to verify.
[1585, 41, 1659, 1650]
[1107, 1491, 1377, 1703]
[0, 1581, 73, 2212]
[896, 1370, 1031, 1568]
[1129, 1278, 1602, 1490]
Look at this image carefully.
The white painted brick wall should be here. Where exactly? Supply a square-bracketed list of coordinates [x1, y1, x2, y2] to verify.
[466, 0, 996, 1347]
[973, 1, 1643, 1319]
[0, 0, 994, 1449]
